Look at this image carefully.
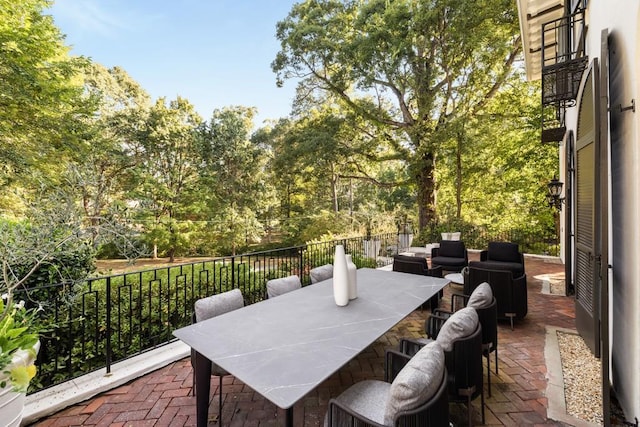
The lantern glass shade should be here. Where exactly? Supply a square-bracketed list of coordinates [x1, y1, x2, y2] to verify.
[548, 177, 563, 198]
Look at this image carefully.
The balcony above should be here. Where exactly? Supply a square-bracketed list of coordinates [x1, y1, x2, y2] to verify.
[516, 0, 566, 81]
[541, 9, 588, 107]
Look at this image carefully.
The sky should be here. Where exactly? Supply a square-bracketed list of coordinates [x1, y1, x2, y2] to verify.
[47, 0, 300, 127]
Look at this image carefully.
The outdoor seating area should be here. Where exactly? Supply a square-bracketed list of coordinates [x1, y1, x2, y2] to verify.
[31, 253, 579, 427]
[6, 0, 638, 424]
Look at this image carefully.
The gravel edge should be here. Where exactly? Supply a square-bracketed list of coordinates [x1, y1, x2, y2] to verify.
[556, 330, 603, 425]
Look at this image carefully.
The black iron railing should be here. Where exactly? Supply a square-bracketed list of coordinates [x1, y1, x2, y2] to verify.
[539, 7, 587, 142]
[541, 8, 587, 107]
[22, 234, 400, 393]
[21, 231, 558, 394]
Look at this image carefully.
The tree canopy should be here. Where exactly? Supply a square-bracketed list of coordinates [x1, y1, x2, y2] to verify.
[0, 0, 558, 261]
[272, 0, 522, 228]
[0, 0, 88, 194]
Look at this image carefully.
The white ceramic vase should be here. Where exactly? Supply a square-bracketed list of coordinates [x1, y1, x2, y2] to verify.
[0, 341, 40, 427]
[345, 254, 358, 300]
[333, 245, 349, 306]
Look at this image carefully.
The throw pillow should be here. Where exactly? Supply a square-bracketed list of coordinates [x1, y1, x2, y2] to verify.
[467, 282, 493, 309]
[435, 307, 478, 352]
[384, 341, 445, 425]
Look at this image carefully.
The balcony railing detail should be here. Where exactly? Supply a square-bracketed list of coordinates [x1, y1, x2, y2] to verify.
[20, 230, 559, 394]
[540, 8, 587, 142]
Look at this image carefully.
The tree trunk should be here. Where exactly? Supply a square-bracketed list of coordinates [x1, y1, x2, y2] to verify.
[331, 169, 339, 213]
[416, 152, 436, 230]
[168, 211, 175, 263]
[349, 178, 353, 220]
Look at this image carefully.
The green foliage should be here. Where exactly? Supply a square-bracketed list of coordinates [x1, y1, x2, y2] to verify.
[273, 0, 522, 228]
[0, 298, 40, 392]
[0, 0, 89, 195]
[132, 97, 203, 260]
[284, 211, 353, 244]
[433, 77, 557, 236]
[1, 0, 557, 260]
[63, 63, 151, 231]
[198, 107, 275, 254]
[30, 257, 285, 389]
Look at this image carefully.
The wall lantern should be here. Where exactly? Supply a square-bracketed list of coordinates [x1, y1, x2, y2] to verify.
[547, 176, 564, 210]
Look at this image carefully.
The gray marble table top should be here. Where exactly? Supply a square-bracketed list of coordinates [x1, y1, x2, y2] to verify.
[173, 267, 447, 409]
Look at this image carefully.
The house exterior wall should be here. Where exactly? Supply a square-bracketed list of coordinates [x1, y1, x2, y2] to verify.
[563, 1, 640, 420]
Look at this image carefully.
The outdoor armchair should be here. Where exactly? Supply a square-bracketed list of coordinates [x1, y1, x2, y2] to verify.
[430, 240, 468, 273]
[191, 288, 244, 425]
[325, 341, 449, 427]
[400, 307, 485, 427]
[465, 266, 527, 329]
[423, 283, 498, 396]
[392, 255, 443, 310]
[472, 241, 525, 277]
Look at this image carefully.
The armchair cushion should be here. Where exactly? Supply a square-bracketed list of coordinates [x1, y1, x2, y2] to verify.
[435, 307, 478, 352]
[471, 259, 524, 276]
[432, 255, 467, 265]
[384, 341, 445, 425]
[310, 264, 334, 284]
[438, 240, 465, 258]
[487, 242, 521, 262]
[326, 380, 390, 426]
[467, 282, 493, 309]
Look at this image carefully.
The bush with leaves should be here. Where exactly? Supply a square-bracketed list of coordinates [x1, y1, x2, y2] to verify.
[1, 191, 145, 392]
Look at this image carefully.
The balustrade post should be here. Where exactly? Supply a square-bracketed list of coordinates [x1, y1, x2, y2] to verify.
[105, 276, 112, 375]
[231, 256, 236, 291]
[299, 247, 304, 280]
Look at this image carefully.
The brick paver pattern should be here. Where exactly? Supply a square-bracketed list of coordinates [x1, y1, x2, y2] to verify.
[31, 254, 575, 426]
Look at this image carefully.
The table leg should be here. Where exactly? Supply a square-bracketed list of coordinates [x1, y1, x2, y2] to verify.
[286, 407, 293, 427]
[195, 350, 211, 427]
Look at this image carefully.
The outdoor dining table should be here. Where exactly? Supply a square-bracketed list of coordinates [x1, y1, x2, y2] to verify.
[173, 267, 448, 427]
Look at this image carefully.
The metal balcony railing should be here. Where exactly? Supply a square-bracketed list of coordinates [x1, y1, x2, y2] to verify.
[540, 8, 588, 142]
[21, 230, 559, 394]
[541, 8, 587, 106]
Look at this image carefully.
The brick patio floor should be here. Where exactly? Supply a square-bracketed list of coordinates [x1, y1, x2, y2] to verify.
[31, 255, 576, 427]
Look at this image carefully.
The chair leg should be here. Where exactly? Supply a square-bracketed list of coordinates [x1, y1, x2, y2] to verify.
[218, 375, 223, 425]
[495, 347, 499, 375]
[486, 351, 492, 398]
[506, 313, 515, 330]
[481, 384, 485, 425]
